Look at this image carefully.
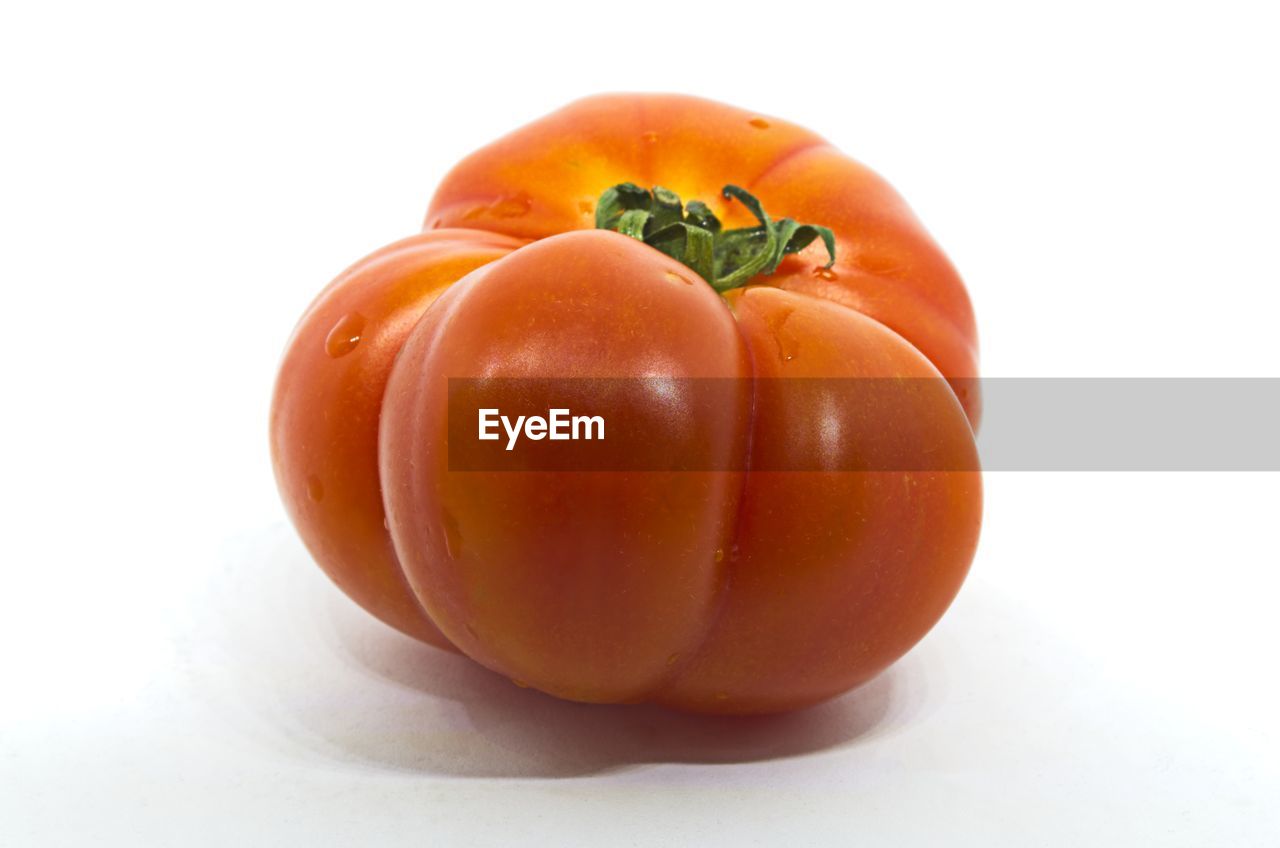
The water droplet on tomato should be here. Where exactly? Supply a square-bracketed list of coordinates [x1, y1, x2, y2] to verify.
[578, 200, 593, 216]
[766, 306, 801, 363]
[325, 312, 366, 358]
[306, 475, 324, 503]
[463, 194, 531, 220]
[714, 548, 724, 563]
[491, 195, 531, 217]
[748, 117, 770, 130]
[441, 509, 463, 559]
[665, 270, 693, 286]
[813, 267, 838, 281]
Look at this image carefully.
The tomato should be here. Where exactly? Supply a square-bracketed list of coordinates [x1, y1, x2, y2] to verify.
[271, 94, 981, 714]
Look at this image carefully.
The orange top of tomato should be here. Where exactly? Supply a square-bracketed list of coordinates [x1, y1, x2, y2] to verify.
[426, 93, 980, 425]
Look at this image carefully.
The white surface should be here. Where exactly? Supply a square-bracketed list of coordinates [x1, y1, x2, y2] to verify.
[2, 2, 1278, 845]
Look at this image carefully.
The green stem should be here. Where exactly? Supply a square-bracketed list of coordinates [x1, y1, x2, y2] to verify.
[594, 182, 836, 292]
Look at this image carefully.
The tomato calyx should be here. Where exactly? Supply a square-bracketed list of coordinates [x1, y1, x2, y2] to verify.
[594, 183, 836, 292]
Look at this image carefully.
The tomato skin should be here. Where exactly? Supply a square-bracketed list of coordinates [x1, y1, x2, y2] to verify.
[656, 287, 980, 714]
[376, 234, 979, 712]
[379, 231, 753, 702]
[270, 229, 523, 647]
[272, 94, 984, 714]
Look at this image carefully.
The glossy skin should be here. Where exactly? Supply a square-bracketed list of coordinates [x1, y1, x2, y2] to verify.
[270, 229, 524, 646]
[272, 94, 982, 714]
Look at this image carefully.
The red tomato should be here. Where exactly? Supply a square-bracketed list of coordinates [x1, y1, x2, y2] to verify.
[272, 94, 981, 713]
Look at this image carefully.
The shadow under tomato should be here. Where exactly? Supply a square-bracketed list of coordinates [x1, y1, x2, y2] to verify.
[329, 605, 910, 777]
[198, 526, 932, 779]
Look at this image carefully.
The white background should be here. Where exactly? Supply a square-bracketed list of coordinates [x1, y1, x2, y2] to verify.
[3, 1, 1278, 845]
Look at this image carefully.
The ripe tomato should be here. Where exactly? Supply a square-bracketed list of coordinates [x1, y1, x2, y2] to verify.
[271, 94, 981, 714]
